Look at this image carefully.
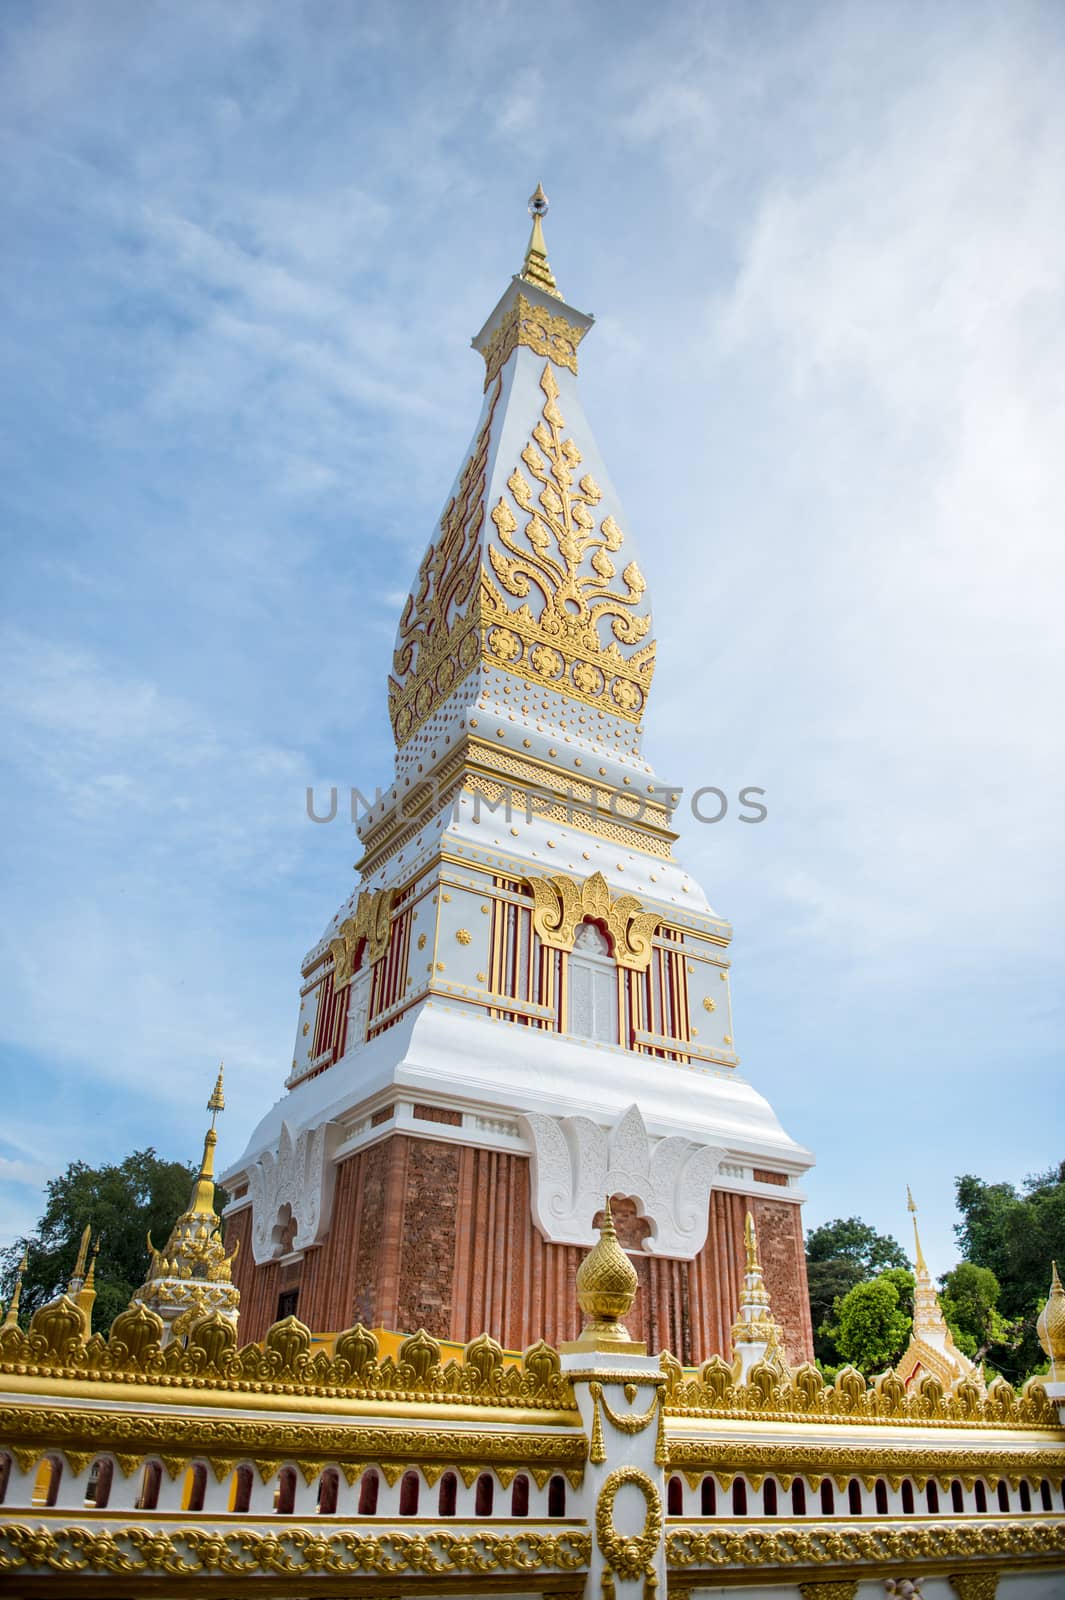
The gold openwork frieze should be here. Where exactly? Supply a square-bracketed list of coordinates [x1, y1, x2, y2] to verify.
[480, 293, 587, 388]
[0, 1404, 586, 1474]
[661, 1353, 1061, 1431]
[665, 1519, 1064, 1572]
[0, 1522, 591, 1581]
[0, 1313, 578, 1415]
[464, 775, 672, 860]
[663, 1437, 1065, 1489]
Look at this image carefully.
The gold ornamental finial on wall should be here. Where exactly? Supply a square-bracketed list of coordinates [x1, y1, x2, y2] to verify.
[518, 182, 562, 300]
[569, 1196, 643, 1352]
[1037, 1260, 1065, 1381]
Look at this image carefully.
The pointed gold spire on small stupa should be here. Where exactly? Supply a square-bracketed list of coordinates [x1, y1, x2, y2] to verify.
[895, 1187, 979, 1392]
[731, 1212, 781, 1363]
[75, 1236, 100, 1334]
[208, 1061, 225, 1121]
[566, 1196, 643, 1352]
[67, 1223, 92, 1296]
[131, 1062, 240, 1343]
[1037, 1260, 1065, 1382]
[907, 1184, 929, 1277]
[2, 1248, 28, 1330]
[518, 183, 562, 300]
[190, 1062, 225, 1215]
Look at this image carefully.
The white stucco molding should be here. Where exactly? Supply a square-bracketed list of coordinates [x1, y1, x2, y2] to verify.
[522, 1102, 725, 1258]
[245, 1119, 342, 1265]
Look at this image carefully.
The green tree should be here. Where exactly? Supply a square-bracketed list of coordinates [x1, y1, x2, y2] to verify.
[954, 1161, 1065, 1380]
[938, 1262, 1021, 1365]
[806, 1216, 909, 1366]
[822, 1274, 912, 1376]
[0, 1148, 227, 1334]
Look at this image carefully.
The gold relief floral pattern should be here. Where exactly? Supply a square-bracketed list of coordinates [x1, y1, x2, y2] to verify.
[482, 364, 655, 719]
[389, 349, 654, 746]
[488, 626, 522, 662]
[666, 1522, 1064, 1572]
[388, 378, 503, 746]
[530, 643, 564, 677]
[0, 1524, 591, 1581]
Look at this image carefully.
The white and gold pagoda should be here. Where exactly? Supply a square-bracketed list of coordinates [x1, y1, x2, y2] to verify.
[1, 195, 1063, 1600]
[220, 188, 815, 1365]
[895, 1186, 981, 1394]
[133, 1068, 239, 1343]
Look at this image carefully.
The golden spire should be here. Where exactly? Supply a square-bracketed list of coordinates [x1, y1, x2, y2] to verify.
[518, 183, 562, 300]
[208, 1061, 225, 1123]
[569, 1196, 642, 1351]
[131, 1064, 240, 1341]
[189, 1064, 225, 1215]
[67, 1223, 92, 1295]
[907, 1185, 929, 1278]
[743, 1210, 759, 1272]
[1037, 1260, 1065, 1382]
[75, 1237, 100, 1334]
[731, 1211, 781, 1354]
[2, 1248, 28, 1330]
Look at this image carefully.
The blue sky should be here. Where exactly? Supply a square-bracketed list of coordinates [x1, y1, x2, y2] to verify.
[1, 0, 1062, 1284]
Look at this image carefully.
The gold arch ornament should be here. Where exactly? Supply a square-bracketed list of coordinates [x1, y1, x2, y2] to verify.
[329, 888, 396, 988]
[525, 870, 660, 972]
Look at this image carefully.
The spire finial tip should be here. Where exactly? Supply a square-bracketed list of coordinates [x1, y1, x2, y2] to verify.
[519, 183, 561, 299]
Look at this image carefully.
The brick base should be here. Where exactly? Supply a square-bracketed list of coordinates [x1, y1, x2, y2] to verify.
[225, 1136, 813, 1365]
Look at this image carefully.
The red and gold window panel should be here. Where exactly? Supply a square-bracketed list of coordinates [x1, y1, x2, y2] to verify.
[486, 878, 560, 1027]
[367, 898, 413, 1037]
[623, 931, 691, 1059]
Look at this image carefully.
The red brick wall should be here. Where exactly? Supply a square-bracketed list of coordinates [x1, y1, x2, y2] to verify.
[225, 1137, 814, 1364]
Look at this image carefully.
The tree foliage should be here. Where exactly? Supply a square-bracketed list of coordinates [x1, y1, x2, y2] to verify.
[952, 1161, 1065, 1379]
[938, 1262, 1021, 1364]
[805, 1216, 909, 1366]
[821, 1273, 912, 1376]
[0, 1148, 227, 1334]
[805, 1163, 1063, 1384]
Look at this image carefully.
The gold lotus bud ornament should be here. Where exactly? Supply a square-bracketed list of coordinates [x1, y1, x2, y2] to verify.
[570, 1196, 642, 1352]
[1037, 1261, 1065, 1381]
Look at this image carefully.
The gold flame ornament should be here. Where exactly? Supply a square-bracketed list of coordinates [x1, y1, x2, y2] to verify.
[1037, 1261, 1065, 1381]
